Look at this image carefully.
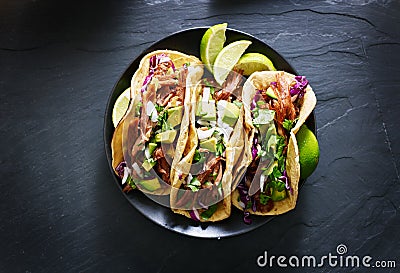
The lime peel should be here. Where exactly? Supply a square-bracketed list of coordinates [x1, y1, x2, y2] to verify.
[200, 23, 228, 73]
[296, 124, 319, 179]
[235, 53, 276, 75]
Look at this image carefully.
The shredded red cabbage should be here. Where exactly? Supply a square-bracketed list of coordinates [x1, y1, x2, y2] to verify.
[251, 136, 259, 160]
[279, 169, 293, 195]
[270, 81, 277, 88]
[251, 145, 258, 160]
[252, 198, 257, 212]
[237, 181, 254, 224]
[115, 161, 126, 179]
[243, 211, 252, 224]
[289, 76, 308, 98]
[251, 90, 263, 110]
[141, 54, 175, 93]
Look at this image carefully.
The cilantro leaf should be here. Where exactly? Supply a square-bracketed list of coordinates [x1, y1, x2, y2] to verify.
[271, 166, 282, 180]
[259, 193, 271, 205]
[135, 102, 142, 116]
[283, 119, 297, 131]
[193, 150, 203, 163]
[203, 79, 215, 96]
[188, 177, 201, 192]
[187, 185, 200, 192]
[154, 104, 173, 132]
[215, 134, 226, 157]
[126, 176, 137, 190]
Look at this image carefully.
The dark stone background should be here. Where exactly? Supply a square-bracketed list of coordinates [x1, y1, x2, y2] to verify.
[1, 0, 399, 272]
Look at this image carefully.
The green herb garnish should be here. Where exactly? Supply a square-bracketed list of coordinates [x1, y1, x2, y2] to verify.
[187, 177, 201, 192]
[283, 119, 297, 131]
[200, 204, 218, 220]
[259, 193, 271, 205]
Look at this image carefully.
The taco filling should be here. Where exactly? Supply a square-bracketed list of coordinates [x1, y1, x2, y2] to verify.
[172, 72, 244, 221]
[235, 72, 310, 222]
[115, 53, 192, 193]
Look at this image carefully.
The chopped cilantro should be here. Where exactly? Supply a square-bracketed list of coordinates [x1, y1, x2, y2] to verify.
[126, 176, 137, 190]
[214, 134, 226, 157]
[135, 102, 142, 116]
[193, 150, 205, 163]
[154, 104, 172, 132]
[275, 135, 286, 170]
[283, 119, 297, 131]
[200, 204, 218, 220]
[272, 166, 282, 177]
[154, 103, 163, 113]
[203, 79, 215, 96]
[187, 177, 201, 192]
[259, 193, 271, 205]
[216, 141, 225, 157]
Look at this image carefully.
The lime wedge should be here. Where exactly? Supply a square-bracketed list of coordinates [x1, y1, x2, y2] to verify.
[200, 23, 228, 73]
[234, 53, 276, 76]
[213, 40, 252, 85]
[112, 87, 130, 128]
[296, 125, 319, 179]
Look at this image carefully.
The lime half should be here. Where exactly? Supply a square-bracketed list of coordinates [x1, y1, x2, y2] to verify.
[200, 23, 228, 73]
[112, 87, 130, 128]
[213, 40, 252, 85]
[234, 53, 276, 76]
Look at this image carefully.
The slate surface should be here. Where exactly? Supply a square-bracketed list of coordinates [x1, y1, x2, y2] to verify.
[1, 0, 399, 272]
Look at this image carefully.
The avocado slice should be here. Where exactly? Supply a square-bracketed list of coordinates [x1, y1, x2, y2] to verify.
[167, 106, 183, 128]
[142, 159, 156, 172]
[266, 87, 278, 99]
[271, 188, 286, 201]
[200, 137, 217, 152]
[220, 101, 240, 126]
[148, 143, 157, 155]
[137, 177, 161, 191]
[155, 130, 177, 143]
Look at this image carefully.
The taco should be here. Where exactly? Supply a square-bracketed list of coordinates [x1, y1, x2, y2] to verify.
[232, 71, 316, 218]
[170, 72, 249, 222]
[111, 50, 204, 195]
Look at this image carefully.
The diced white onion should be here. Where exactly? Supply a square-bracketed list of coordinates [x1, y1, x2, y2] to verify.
[146, 101, 155, 116]
[121, 167, 130, 185]
[202, 87, 211, 102]
[186, 173, 193, 184]
[260, 174, 266, 192]
[197, 119, 210, 126]
[197, 128, 214, 140]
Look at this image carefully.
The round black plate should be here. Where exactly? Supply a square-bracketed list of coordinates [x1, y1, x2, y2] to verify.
[104, 27, 315, 238]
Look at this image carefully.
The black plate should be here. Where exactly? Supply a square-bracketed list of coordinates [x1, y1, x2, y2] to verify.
[104, 27, 315, 238]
